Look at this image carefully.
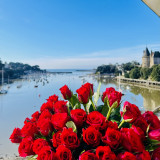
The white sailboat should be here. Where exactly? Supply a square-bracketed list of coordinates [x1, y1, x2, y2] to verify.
[0, 68, 8, 94]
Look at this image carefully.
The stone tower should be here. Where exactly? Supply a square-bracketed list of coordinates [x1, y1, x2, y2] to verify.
[150, 51, 160, 67]
[142, 47, 150, 68]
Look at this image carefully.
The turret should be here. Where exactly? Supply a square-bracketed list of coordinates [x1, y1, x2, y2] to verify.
[142, 47, 150, 68]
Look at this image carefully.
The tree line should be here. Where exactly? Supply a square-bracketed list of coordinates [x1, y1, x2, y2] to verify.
[96, 61, 160, 81]
[0, 59, 44, 80]
[124, 65, 160, 81]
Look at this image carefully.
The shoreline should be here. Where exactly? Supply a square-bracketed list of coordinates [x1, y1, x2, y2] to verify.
[90, 73, 160, 90]
[115, 76, 160, 89]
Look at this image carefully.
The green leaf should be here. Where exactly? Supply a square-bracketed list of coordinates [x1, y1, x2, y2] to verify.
[66, 102, 72, 115]
[146, 124, 150, 136]
[149, 139, 160, 145]
[52, 131, 55, 137]
[111, 101, 118, 109]
[89, 104, 94, 113]
[66, 121, 77, 133]
[73, 103, 81, 110]
[86, 100, 92, 113]
[70, 94, 81, 109]
[27, 155, 38, 160]
[109, 106, 121, 121]
[101, 104, 109, 117]
[93, 82, 101, 105]
[96, 105, 103, 112]
[35, 134, 47, 140]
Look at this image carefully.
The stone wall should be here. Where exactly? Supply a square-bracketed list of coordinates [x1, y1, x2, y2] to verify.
[142, 57, 150, 67]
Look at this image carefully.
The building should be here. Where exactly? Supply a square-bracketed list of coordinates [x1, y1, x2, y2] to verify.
[142, 47, 160, 68]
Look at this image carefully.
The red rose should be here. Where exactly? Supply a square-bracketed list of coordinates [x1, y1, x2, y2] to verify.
[61, 128, 80, 150]
[103, 152, 117, 160]
[83, 82, 94, 96]
[76, 86, 90, 104]
[122, 101, 141, 123]
[121, 128, 144, 153]
[102, 87, 115, 103]
[9, 128, 22, 143]
[31, 111, 40, 122]
[79, 151, 98, 160]
[148, 129, 160, 141]
[142, 111, 160, 131]
[60, 85, 72, 100]
[102, 87, 122, 107]
[51, 113, 69, 130]
[83, 126, 102, 147]
[132, 116, 148, 133]
[107, 120, 118, 130]
[37, 118, 53, 136]
[56, 145, 72, 160]
[152, 147, 160, 160]
[102, 87, 115, 96]
[136, 150, 151, 160]
[53, 100, 68, 113]
[86, 111, 107, 130]
[40, 101, 54, 113]
[102, 127, 121, 149]
[131, 125, 145, 141]
[21, 122, 38, 138]
[47, 94, 59, 103]
[117, 152, 136, 160]
[18, 137, 34, 157]
[71, 109, 87, 128]
[38, 109, 52, 121]
[33, 138, 49, 154]
[52, 131, 62, 148]
[96, 146, 111, 160]
[37, 146, 57, 160]
[24, 117, 31, 124]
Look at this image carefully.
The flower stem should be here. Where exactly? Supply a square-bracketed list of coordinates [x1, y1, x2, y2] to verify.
[118, 119, 125, 128]
[90, 99, 96, 111]
[106, 107, 112, 120]
[83, 104, 87, 113]
[69, 101, 74, 109]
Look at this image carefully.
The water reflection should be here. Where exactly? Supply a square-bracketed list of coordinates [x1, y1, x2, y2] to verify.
[129, 85, 160, 111]
[97, 77, 160, 111]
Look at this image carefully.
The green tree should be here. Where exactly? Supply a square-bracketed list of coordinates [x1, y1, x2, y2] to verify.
[129, 67, 141, 79]
[121, 61, 140, 72]
[96, 64, 117, 74]
[151, 65, 160, 81]
[121, 62, 134, 71]
[124, 72, 130, 78]
[140, 68, 152, 80]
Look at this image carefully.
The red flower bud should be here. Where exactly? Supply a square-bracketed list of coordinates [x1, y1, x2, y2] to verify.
[122, 101, 141, 123]
[102, 87, 122, 107]
[60, 85, 72, 100]
[9, 128, 22, 143]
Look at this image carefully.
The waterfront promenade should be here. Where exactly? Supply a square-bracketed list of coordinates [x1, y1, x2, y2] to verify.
[115, 76, 160, 87]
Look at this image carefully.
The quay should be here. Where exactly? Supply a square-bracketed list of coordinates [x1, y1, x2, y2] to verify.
[115, 76, 160, 87]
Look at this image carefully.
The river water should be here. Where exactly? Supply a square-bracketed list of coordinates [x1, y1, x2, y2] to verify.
[0, 70, 160, 157]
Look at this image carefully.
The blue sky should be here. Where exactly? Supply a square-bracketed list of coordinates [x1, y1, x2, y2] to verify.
[0, 0, 160, 69]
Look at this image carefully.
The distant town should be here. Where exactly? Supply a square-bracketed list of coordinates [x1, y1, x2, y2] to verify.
[96, 47, 160, 82]
[0, 59, 45, 83]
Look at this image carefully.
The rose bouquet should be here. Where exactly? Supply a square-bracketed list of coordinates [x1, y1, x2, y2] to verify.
[9, 83, 160, 160]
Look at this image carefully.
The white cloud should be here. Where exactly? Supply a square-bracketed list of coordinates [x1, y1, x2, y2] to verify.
[23, 43, 160, 69]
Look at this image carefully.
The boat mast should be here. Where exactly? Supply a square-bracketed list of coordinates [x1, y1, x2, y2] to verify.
[119, 72, 120, 91]
[1, 68, 4, 86]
